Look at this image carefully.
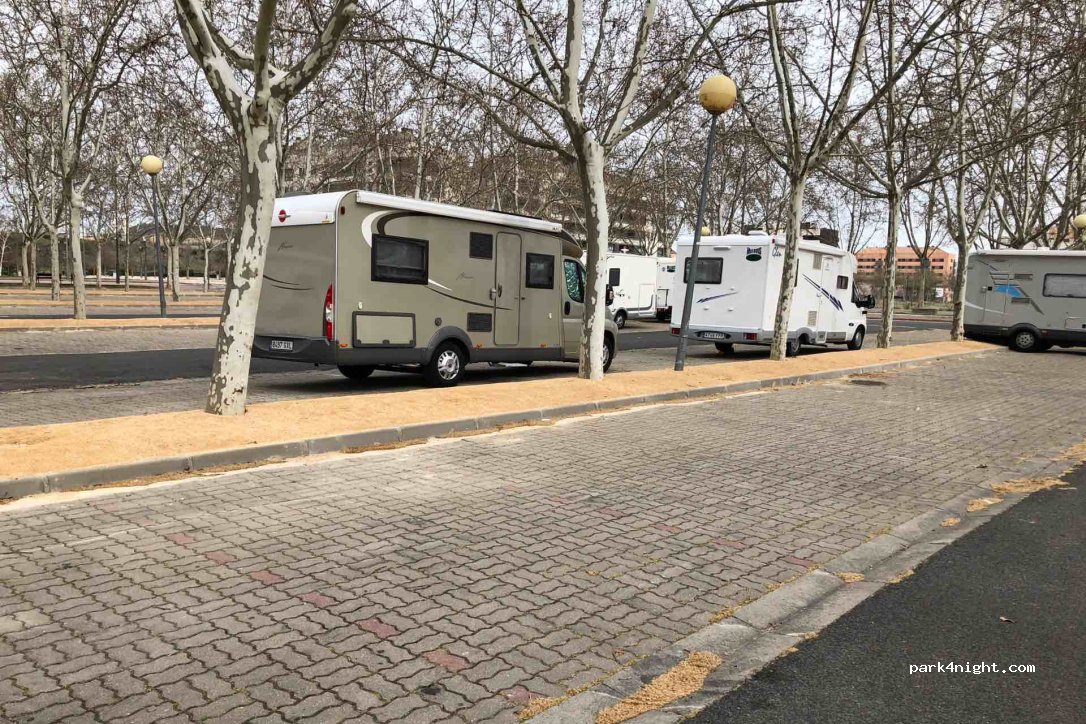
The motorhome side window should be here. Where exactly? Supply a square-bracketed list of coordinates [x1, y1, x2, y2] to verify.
[526, 253, 555, 289]
[564, 260, 584, 302]
[1042, 274, 1086, 298]
[372, 234, 428, 284]
[683, 257, 723, 284]
[469, 232, 493, 259]
[609, 268, 621, 286]
[837, 275, 849, 290]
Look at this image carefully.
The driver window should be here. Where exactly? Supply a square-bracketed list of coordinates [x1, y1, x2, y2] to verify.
[564, 259, 584, 303]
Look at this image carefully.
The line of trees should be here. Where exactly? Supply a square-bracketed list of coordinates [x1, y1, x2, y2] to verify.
[1, 0, 1083, 412]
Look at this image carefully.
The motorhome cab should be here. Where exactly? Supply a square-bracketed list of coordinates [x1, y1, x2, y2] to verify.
[964, 249, 1086, 352]
[655, 258, 676, 321]
[603, 252, 660, 328]
[670, 234, 874, 356]
[253, 190, 618, 386]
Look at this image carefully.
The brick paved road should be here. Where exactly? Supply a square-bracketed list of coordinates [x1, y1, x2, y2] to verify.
[3, 351, 1084, 723]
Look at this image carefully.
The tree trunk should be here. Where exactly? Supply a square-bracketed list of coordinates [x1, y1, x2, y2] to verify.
[206, 114, 281, 416]
[575, 136, 609, 380]
[170, 243, 181, 301]
[46, 229, 61, 299]
[769, 176, 807, 360]
[203, 244, 210, 292]
[414, 86, 430, 200]
[20, 241, 30, 287]
[66, 183, 89, 319]
[877, 192, 900, 348]
[951, 240, 968, 340]
[95, 242, 102, 289]
[29, 241, 37, 290]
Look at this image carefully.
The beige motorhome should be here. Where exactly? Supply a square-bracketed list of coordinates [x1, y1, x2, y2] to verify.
[252, 190, 618, 386]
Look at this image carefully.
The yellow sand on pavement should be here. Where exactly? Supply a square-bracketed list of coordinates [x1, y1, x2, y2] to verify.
[0, 340, 993, 479]
[0, 317, 218, 331]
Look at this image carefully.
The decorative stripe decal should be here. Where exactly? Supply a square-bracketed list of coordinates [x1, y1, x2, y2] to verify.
[263, 274, 312, 291]
[696, 291, 738, 304]
[803, 275, 843, 311]
[429, 286, 511, 311]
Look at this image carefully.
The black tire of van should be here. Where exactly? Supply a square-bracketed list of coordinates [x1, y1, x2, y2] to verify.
[338, 365, 375, 380]
[847, 326, 865, 350]
[603, 335, 615, 372]
[424, 341, 467, 387]
[786, 337, 801, 357]
[614, 311, 627, 329]
[715, 342, 734, 355]
[1009, 328, 1040, 353]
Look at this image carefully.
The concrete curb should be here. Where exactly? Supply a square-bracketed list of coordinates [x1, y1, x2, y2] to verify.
[0, 346, 997, 501]
[525, 449, 1075, 723]
[0, 320, 218, 333]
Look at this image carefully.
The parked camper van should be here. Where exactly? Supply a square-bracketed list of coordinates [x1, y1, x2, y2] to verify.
[964, 249, 1086, 352]
[253, 191, 618, 386]
[670, 234, 874, 356]
[604, 252, 660, 328]
[655, 258, 676, 321]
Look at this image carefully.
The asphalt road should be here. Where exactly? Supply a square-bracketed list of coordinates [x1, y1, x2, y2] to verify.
[691, 463, 1086, 724]
[0, 318, 949, 392]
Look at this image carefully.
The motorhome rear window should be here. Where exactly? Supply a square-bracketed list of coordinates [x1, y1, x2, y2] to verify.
[469, 232, 493, 259]
[609, 268, 621, 286]
[1043, 274, 1086, 299]
[683, 258, 723, 284]
[837, 275, 849, 289]
[526, 253, 554, 289]
[372, 234, 428, 284]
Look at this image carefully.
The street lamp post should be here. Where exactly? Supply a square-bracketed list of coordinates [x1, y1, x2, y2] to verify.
[675, 74, 737, 371]
[1073, 213, 1086, 247]
[140, 155, 167, 318]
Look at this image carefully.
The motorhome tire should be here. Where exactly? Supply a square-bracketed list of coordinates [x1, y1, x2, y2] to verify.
[424, 342, 466, 386]
[614, 311, 627, 329]
[847, 327, 865, 350]
[338, 365, 376, 380]
[714, 342, 734, 355]
[786, 338, 801, 357]
[1010, 329, 1039, 352]
[603, 336, 615, 372]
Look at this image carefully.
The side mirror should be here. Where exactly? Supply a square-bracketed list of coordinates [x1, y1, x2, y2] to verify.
[606, 284, 615, 306]
[861, 295, 876, 309]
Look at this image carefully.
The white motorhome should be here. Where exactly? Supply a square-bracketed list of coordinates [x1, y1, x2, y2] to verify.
[964, 249, 1086, 351]
[604, 252, 659, 328]
[655, 258, 676, 321]
[670, 234, 874, 356]
[252, 191, 618, 386]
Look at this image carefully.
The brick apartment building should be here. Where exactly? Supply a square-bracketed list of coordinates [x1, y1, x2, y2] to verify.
[855, 246, 956, 278]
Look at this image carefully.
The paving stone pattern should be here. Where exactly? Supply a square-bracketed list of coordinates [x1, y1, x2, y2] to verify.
[3, 351, 1084, 723]
[0, 329, 218, 358]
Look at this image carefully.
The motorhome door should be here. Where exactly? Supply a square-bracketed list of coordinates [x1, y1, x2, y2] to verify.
[815, 256, 835, 341]
[494, 232, 522, 345]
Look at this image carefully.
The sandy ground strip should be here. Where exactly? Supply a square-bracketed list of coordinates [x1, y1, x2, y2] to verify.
[0, 317, 218, 331]
[0, 340, 992, 479]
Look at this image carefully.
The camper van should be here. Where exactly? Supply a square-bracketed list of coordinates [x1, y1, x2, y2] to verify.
[655, 258, 676, 321]
[604, 252, 660, 328]
[670, 234, 874, 356]
[252, 190, 618, 386]
[964, 249, 1086, 351]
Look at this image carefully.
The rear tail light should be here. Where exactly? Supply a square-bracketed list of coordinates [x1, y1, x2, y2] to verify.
[671, 327, 681, 335]
[323, 284, 334, 341]
[744, 333, 757, 341]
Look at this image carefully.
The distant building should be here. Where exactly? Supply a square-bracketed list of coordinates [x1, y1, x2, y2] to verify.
[855, 246, 956, 278]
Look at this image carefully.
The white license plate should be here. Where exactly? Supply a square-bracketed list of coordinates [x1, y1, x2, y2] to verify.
[700, 331, 727, 340]
[269, 340, 294, 351]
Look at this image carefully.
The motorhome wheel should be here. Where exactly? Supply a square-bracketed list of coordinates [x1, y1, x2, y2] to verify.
[847, 327, 865, 350]
[786, 338, 801, 357]
[337, 365, 375, 380]
[1010, 329, 1039, 353]
[425, 342, 466, 386]
[714, 342, 734, 355]
[614, 311, 627, 329]
[602, 337, 614, 372]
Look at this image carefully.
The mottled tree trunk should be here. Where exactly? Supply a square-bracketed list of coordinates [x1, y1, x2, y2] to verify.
[951, 240, 968, 340]
[877, 191, 900, 348]
[48, 231, 61, 300]
[769, 177, 807, 360]
[28, 242, 37, 290]
[20, 242, 30, 287]
[170, 243, 182, 301]
[206, 112, 281, 416]
[203, 244, 210, 292]
[575, 136, 608, 380]
[66, 183, 88, 319]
